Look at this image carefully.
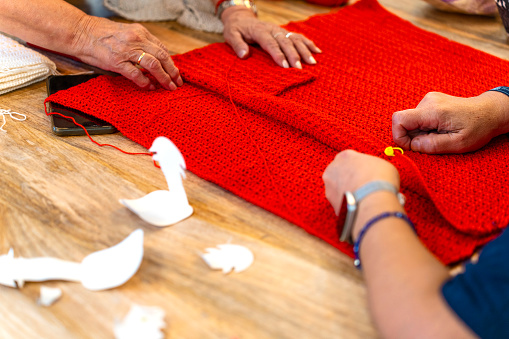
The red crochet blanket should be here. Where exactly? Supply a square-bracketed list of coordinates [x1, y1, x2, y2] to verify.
[46, 0, 509, 264]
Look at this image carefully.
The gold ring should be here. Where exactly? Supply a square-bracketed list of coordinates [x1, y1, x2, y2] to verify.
[285, 32, 294, 38]
[137, 52, 146, 65]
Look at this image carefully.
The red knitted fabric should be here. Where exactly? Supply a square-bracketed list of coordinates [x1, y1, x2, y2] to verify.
[46, 0, 509, 264]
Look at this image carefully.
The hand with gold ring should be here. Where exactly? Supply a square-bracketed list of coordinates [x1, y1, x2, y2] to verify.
[71, 17, 183, 91]
[220, 6, 321, 69]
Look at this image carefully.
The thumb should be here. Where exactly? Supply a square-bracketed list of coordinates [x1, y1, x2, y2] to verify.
[225, 30, 249, 59]
[410, 133, 457, 154]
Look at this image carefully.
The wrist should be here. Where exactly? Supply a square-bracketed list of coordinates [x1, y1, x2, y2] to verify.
[220, 4, 257, 22]
[351, 191, 405, 242]
[482, 89, 509, 136]
[70, 14, 99, 59]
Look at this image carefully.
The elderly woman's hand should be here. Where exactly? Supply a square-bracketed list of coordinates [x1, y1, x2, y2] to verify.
[322, 150, 400, 216]
[392, 91, 509, 154]
[221, 7, 321, 69]
[72, 16, 183, 90]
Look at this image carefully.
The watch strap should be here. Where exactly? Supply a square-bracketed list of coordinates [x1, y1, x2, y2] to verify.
[339, 180, 405, 244]
[216, 0, 257, 18]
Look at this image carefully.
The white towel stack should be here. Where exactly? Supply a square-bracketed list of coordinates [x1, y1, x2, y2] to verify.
[0, 34, 57, 96]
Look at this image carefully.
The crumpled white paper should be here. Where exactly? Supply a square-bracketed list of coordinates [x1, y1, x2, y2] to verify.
[120, 137, 193, 227]
[114, 304, 166, 339]
[202, 244, 254, 274]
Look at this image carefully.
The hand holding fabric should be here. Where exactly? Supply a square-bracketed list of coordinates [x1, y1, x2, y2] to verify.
[72, 16, 183, 91]
[392, 91, 509, 154]
[322, 150, 400, 216]
[221, 7, 321, 69]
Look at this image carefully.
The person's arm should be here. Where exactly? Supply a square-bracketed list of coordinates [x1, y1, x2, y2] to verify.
[0, 0, 182, 90]
[322, 150, 477, 339]
[212, 0, 321, 69]
[392, 90, 509, 154]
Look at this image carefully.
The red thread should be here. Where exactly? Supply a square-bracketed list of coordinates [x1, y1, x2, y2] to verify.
[44, 104, 153, 156]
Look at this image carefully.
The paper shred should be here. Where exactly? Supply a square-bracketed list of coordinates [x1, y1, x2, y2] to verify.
[114, 304, 166, 339]
[202, 244, 254, 274]
[38, 286, 62, 306]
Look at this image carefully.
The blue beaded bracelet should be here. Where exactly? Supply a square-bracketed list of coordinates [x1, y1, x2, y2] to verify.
[353, 211, 415, 269]
[489, 86, 509, 98]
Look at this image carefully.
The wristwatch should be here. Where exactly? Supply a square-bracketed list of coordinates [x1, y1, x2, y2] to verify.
[216, 0, 257, 18]
[339, 180, 406, 244]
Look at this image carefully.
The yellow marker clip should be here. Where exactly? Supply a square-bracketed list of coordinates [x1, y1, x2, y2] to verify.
[384, 146, 404, 157]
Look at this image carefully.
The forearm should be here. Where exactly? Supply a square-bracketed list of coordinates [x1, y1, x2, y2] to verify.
[0, 0, 90, 55]
[354, 193, 476, 339]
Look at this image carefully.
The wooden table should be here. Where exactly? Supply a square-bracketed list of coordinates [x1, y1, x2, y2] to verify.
[0, 1, 507, 338]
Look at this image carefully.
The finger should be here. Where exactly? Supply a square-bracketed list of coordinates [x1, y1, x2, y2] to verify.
[322, 167, 344, 215]
[410, 132, 458, 154]
[276, 33, 302, 69]
[301, 35, 322, 54]
[224, 29, 250, 59]
[254, 31, 289, 68]
[143, 39, 183, 87]
[293, 38, 316, 65]
[392, 108, 433, 150]
[117, 61, 155, 90]
[152, 42, 183, 87]
[132, 50, 176, 91]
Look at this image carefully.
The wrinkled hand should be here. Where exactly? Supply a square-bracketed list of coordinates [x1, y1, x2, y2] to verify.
[392, 91, 509, 154]
[221, 7, 321, 69]
[72, 16, 183, 90]
[322, 150, 400, 215]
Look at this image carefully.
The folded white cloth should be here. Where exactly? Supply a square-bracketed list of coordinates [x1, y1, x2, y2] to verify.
[0, 34, 57, 95]
[423, 0, 497, 15]
[104, 0, 223, 33]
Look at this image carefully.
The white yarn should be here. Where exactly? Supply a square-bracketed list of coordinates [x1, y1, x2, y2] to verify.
[104, 0, 223, 33]
[0, 34, 57, 95]
[0, 109, 27, 132]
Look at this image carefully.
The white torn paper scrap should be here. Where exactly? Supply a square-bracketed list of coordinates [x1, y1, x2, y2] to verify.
[114, 304, 166, 339]
[0, 229, 144, 291]
[38, 286, 62, 306]
[202, 244, 254, 274]
[120, 136, 193, 227]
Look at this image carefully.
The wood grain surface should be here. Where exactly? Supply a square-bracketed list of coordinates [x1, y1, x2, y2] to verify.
[0, 0, 508, 338]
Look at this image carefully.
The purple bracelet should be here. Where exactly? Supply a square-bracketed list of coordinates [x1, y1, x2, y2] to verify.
[353, 211, 415, 269]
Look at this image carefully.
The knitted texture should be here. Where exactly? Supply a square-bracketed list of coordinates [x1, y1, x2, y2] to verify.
[46, 0, 509, 264]
[0, 34, 57, 95]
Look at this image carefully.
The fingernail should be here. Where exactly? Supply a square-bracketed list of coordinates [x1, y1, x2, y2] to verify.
[282, 60, 289, 69]
[238, 50, 247, 58]
[295, 61, 302, 69]
[169, 82, 177, 91]
[177, 76, 183, 86]
[411, 140, 420, 151]
[309, 56, 317, 64]
[316, 47, 322, 53]
[149, 84, 156, 91]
